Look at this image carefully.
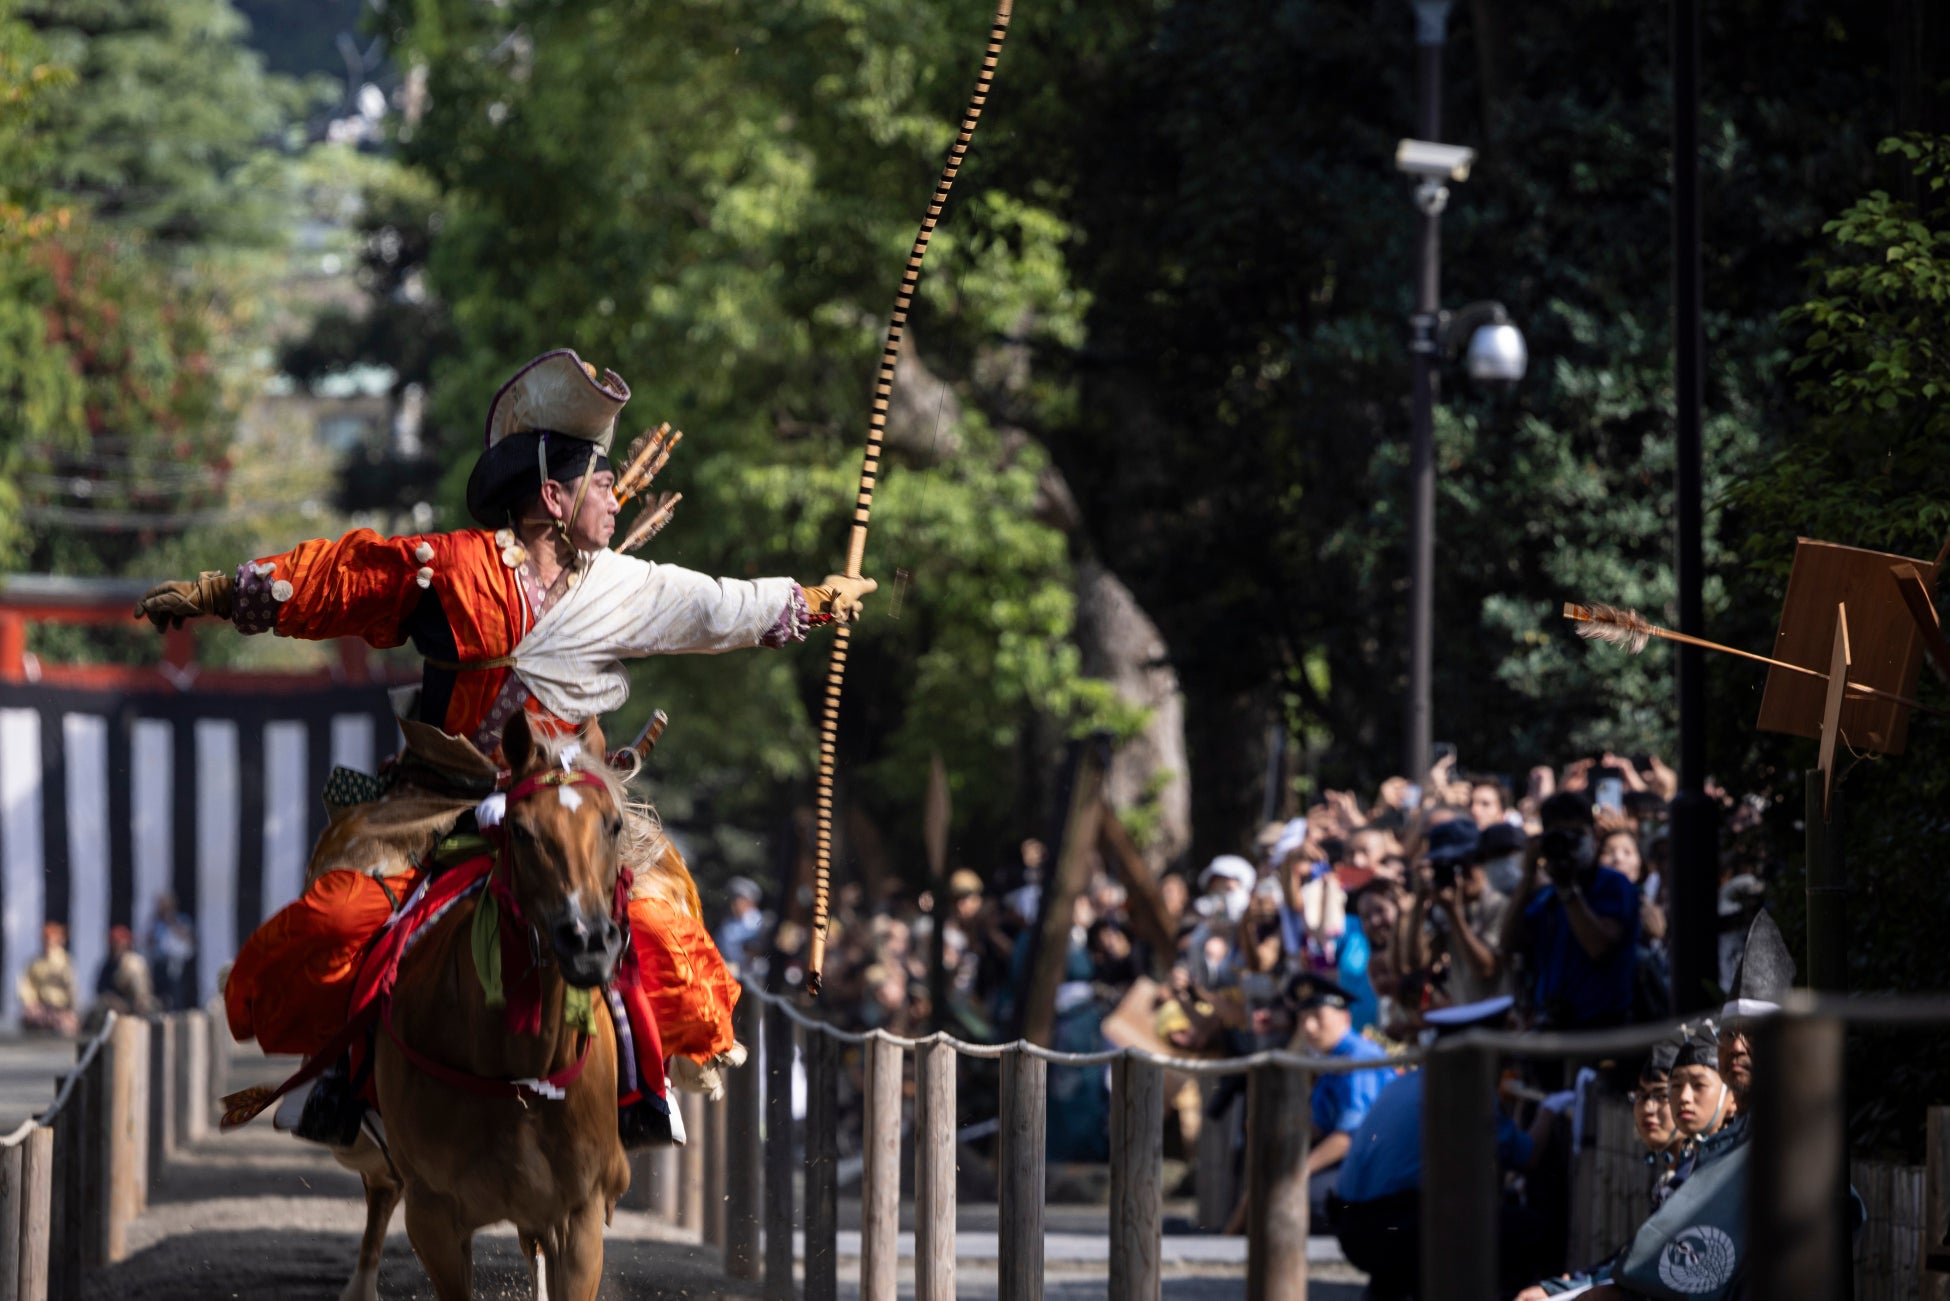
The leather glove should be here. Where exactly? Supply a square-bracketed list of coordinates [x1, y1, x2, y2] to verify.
[133, 571, 235, 631]
[803, 574, 879, 625]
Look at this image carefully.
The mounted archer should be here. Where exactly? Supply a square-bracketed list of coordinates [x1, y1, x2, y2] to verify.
[134, 348, 876, 1149]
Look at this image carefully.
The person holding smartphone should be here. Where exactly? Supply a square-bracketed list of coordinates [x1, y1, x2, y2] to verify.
[1411, 819, 1515, 1006]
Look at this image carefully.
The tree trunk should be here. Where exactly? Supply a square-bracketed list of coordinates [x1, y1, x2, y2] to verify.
[1073, 557, 1191, 872]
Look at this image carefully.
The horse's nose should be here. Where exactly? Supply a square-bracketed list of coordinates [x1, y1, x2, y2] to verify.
[553, 915, 599, 956]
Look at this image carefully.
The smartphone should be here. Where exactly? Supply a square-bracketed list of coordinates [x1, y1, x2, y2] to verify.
[1431, 741, 1458, 768]
[1595, 775, 1625, 814]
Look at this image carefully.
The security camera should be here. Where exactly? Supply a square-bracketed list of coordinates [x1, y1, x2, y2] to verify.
[1394, 138, 1475, 183]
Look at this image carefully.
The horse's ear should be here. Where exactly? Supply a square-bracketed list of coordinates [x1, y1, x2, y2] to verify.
[578, 717, 608, 764]
[503, 710, 537, 775]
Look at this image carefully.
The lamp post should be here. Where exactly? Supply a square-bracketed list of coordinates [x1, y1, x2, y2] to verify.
[1399, 0, 1527, 781]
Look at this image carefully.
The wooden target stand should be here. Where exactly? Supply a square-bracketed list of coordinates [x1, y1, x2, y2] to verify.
[1755, 539, 1947, 997]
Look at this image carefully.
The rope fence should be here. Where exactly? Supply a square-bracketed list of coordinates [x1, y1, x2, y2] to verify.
[667, 978, 1950, 1301]
[0, 1008, 227, 1301]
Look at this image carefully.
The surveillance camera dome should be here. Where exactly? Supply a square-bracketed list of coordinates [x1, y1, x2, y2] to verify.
[1465, 322, 1528, 383]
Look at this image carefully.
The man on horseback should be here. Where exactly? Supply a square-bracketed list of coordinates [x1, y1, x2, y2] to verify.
[134, 348, 875, 1148]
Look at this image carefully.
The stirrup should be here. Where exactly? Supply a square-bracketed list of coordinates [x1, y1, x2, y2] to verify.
[289, 1060, 369, 1147]
[617, 1094, 681, 1150]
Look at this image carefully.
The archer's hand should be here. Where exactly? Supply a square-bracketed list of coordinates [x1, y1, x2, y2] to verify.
[133, 572, 234, 632]
[807, 574, 879, 625]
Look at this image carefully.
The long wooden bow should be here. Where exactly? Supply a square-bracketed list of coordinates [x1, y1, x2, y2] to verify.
[805, 0, 1014, 996]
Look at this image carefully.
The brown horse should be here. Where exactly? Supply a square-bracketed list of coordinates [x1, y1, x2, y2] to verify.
[337, 712, 631, 1300]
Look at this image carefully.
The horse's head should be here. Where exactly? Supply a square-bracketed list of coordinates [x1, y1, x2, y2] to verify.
[499, 712, 628, 989]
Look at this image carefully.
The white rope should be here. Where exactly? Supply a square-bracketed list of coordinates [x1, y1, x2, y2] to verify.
[740, 978, 1421, 1075]
[34, 1009, 119, 1128]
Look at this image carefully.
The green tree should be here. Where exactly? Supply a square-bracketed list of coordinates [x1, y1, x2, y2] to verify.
[1727, 134, 1950, 1155]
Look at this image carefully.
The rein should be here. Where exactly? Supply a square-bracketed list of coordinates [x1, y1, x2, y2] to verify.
[384, 764, 627, 1104]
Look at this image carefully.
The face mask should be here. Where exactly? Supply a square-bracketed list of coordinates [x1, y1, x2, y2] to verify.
[1222, 886, 1250, 923]
[1485, 852, 1525, 895]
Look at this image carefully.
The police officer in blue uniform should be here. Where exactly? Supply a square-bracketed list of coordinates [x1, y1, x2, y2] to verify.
[1286, 972, 1397, 1230]
[1329, 995, 1554, 1300]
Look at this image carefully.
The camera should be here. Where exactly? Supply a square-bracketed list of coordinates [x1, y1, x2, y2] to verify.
[1394, 138, 1476, 182]
[1431, 858, 1459, 891]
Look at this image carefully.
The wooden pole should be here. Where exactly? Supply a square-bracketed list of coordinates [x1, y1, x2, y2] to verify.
[176, 1011, 209, 1145]
[0, 1141, 23, 1301]
[1019, 746, 1105, 1047]
[148, 1015, 176, 1181]
[1805, 770, 1849, 994]
[114, 1017, 148, 1228]
[763, 1004, 796, 1298]
[704, 1090, 728, 1249]
[1421, 1040, 1497, 1301]
[86, 1040, 112, 1270]
[1750, 1013, 1850, 1301]
[1925, 1107, 1950, 1299]
[652, 1140, 680, 1221]
[1194, 1075, 1240, 1230]
[861, 1035, 903, 1301]
[1246, 1062, 1311, 1301]
[18, 1129, 50, 1301]
[679, 1091, 705, 1234]
[915, 1041, 957, 1301]
[802, 1029, 840, 1301]
[725, 993, 763, 1279]
[998, 1049, 1047, 1301]
[46, 1083, 72, 1301]
[1109, 1055, 1164, 1301]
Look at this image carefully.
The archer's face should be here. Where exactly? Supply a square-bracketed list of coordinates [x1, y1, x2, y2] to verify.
[565, 470, 619, 549]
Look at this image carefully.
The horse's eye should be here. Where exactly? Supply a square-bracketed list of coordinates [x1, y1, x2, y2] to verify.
[608, 818, 624, 840]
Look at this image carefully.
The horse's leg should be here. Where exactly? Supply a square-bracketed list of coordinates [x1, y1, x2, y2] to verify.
[401, 1186, 474, 1301]
[519, 1230, 548, 1301]
[546, 1199, 609, 1301]
[337, 1164, 402, 1301]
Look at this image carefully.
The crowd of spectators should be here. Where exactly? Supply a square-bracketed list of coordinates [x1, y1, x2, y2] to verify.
[707, 748, 1787, 1293]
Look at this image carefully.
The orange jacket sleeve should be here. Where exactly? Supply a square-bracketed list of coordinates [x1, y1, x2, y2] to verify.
[236, 528, 442, 647]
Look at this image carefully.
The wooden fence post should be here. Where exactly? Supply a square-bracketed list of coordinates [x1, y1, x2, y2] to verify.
[999, 1048, 1047, 1301]
[763, 1004, 796, 1299]
[679, 1091, 705, 1234]
[704, 1090, 728, 1249]
[1750, 1013, 1849, 1301]
[1924, 1107, 1950, 1301]
[86, 1040, 112, 1271]
[110, 1017, 148, 1240]
[860, 1035, 903, 1301]
[1195, 1074, 1242, 1230]
[802, 1030, 839, 1301]
[147, 1016, 175, 1186]
[1421, 1040, 1497, 1301]
[18, 1128, 50, 1301]
[1, 1141, 23, 1301]
[176, 1011, 209, 1145]
[915, 1041, 957, 1301]
[1245, 1062, 1311, 1301]
[652, 1141, 680, 1222]
[725, 992, 763, 1279]
[1109, 1055, 1164, 1301]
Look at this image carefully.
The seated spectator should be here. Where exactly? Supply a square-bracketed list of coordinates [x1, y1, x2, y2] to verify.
[86, 925, 158, 1031]
[1502, 792, 1639, 1032]
[1516, 1041, 1687, 1299]
[17, 922, 80, 1037]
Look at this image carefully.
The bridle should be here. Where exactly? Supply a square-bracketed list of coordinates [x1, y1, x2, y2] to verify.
[382, 764, 632, 1103]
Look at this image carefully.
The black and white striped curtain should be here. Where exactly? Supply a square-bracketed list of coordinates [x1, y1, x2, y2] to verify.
[0, 683, 400, 1024]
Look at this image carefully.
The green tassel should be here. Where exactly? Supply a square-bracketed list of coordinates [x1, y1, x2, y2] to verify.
[563, 985, 595, 1034]
[470, 888, 505, 1010]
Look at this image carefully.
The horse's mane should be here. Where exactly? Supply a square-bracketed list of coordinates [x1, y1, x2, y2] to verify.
[526, 730, 673, 873]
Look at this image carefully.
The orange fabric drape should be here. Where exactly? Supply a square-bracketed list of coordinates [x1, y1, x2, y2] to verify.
[225, 868, 422, 1056]
[626, 894, 740, 1061]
